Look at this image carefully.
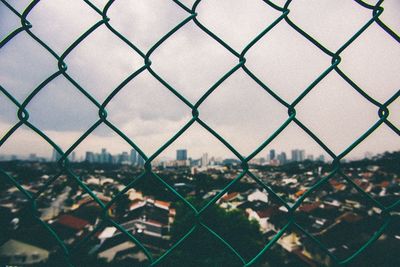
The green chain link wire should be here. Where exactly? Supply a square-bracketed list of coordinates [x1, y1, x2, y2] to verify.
[1, 0, 399, 266]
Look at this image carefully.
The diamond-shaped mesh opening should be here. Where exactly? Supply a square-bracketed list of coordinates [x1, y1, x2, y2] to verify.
[296, 72, 379, 154]
[288, 0, 372, 51]
[25, 0, 100, 54]
[26, 77, 99, 149]
[152, 122, 243, 210]
[0, 0, 398, 265]
[195, 0, 282, 51]
[245, 21, 331, 103]
[339, 23, 400, 103]
[150, 21, 237, 103]
[0, 33, 57, 102]
[64, 26, 144, 102]
[106, 0, 189, 51]
[199, 70, 288, 155]
[106, 71, 192, 156]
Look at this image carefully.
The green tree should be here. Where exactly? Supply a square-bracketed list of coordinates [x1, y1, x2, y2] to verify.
[194, 173, 213, 196]
[164, 198, 265, 267]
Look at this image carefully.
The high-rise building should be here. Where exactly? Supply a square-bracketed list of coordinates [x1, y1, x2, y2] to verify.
[119, 151, 130, 164]
[278, 152, 287, 165]
[299, 150, 305, 161]
[130, 149, 137, 165]
[176, 149, 187, 161]
[291, 149, 305, 162]
[85, 151, 95, 163]
[28, 153, 37, 162]
[201, 153, 209, 167]
[269, 149, 276, 161]
[70, 151, 76, 162]
[51, 148, 61, 162]
[100, 148, 110, 163]
[291, 150, 297, 162]
[112, 155, 119, 164]
[137, 154, 145, 166]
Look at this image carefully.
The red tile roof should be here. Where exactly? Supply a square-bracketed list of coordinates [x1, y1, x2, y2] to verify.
[299, 202, 320, 213]
[56, 214, 90, 230]
[155, 200, 171, 209]
[295, 189, 306, 197]
[221, 192, 239, 202]
[256, 207, 275, 218]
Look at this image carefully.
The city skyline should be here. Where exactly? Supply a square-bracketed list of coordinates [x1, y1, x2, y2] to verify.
[0, 122, 398, 162]
[4, 146, 392, 165]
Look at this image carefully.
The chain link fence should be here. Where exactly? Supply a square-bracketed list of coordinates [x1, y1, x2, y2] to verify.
[0, 0, 399, 266]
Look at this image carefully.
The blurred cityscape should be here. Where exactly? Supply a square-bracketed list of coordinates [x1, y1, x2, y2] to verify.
[1, 147, 328, 167]
[0, 149, 399, 266]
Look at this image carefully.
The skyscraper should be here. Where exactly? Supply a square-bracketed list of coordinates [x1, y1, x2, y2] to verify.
[119, 152, 130, 164]
[137, 154, 145, 166]
[269, 149, 276, 161]
[130, 149, 137, 165]
[291, 149, 305, 162]
[201, 153, 209, 167]
[29, 153, 37, 162]
[299, 150, 305, 161]
[291, 150, 297, 162]
[100, 148, 109, 163]
[278, 152, 287, 165]
[176, 149, 187, 161]
[70, 151, 76, 162]
[85, 151, 95, 163]
[51, 148, 61, 162]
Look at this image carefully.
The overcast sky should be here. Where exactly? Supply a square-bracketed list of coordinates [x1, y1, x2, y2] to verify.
[0, 0, 399, 161]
